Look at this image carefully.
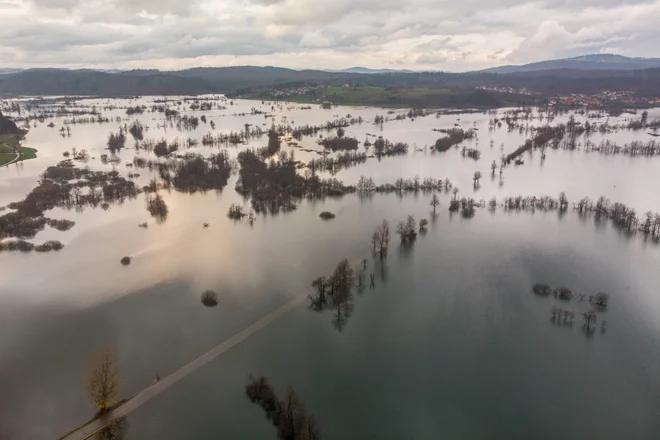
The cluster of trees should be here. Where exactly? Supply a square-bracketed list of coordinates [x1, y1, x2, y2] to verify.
[267, 127, 281, 156]
[395, 215, 418, 244]
[107, 130, 126, 153]
[236, 149, 351, 214]
[501, 193, 568, 211]
[355, 175, 454, 195]
[449, 196, 477, 218]
[201, 126, 265, 146]
[245, 377, 320, 440]
[0, 239, 64, 253]
[504, 124, 567, 164]
[461, 147, 481, 160]
[433, 128, 475, 152]
[156, 152, 234, 193]
[318, 136, 359, 152]
[371, 220, 390, 259]
[125, 105, 145, 115]
[309, 258, 356, 331]
[128, 120, 144, 141]
[372, 138, 408, 158]
[290, 117, 361, 140]
[576, 196, 660, 238]
[152, 140, 179, 158]
[583, 139, 660, 157]
[1, 159, 138, 246]
[307, 150, 367, 175]
[146, 194, 168, 220]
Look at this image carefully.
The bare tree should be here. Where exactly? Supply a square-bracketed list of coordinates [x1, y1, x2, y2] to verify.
[473, 171, 482, 186]
[430, 193, 440, 215]
[372, 220, 390, 259]
[86, 346, 121, 413]
[582, 310, 597, 331]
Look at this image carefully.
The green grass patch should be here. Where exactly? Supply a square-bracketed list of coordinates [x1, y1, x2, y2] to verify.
[0, 134, 37, 166]
[243, 85, 500, 108]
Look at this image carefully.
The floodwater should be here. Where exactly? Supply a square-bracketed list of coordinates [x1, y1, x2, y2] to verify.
[1, 97, 659, 440]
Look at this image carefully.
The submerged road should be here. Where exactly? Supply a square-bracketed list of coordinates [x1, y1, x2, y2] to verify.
[63, 294, 309, 440]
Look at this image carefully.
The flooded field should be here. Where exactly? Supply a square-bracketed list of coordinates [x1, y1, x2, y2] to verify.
[1, 97, 659, 440]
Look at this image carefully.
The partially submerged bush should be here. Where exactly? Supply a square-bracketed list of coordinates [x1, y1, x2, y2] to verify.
[319, 211, 336, 220]
[532, 283, 552, 296]
[120, 256, 132, 266]
[593, 292, 610, 308]
[227, 204, 247, 220]
[555, 287, 573, 300]
[138, 222, 148, 228]
[47, 219, 75, 231]
[201, 290, 219, 307]
[146, 194, 168, 220]
[35, 240, 64, 252]
[0, 240, 35, 252]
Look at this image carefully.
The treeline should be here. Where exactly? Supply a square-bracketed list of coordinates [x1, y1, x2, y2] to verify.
[307, 151, 367, 175]
[245, 377, 320, 440]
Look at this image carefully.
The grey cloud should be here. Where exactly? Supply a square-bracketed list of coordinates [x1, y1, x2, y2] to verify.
[3, 0, 660, 70]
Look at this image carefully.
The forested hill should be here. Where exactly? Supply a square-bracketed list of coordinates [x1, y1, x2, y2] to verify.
[1, 65, 660, 103]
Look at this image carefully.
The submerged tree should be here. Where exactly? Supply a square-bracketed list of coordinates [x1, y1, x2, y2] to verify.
[371, 220, 390, 259]
[146, 193, 168, 220]
[430, 193, 440, 215]
[592, 292, 610, 308]
[86, 346, 121, 413]
[245, 377, 320, 440]
[473, 171, 482, 186]
[309, 276, 329, 311]
[396, 215, 417, 244]
[582, 310, 597, 331]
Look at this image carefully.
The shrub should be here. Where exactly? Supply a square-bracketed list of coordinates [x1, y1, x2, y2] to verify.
[555, 287, 573, 300]
[532, 283, 552, 296]
[201, 290, 219, 307]
[120, 256, 131, 266]
[227, 204, 247, 220]
[35, 240, 64, 252]
[319, 211, 336, 220]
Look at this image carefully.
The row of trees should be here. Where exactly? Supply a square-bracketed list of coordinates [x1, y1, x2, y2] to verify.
[245, 377, 320, 440]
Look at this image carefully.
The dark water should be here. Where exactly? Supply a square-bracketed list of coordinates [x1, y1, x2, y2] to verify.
[1, 99, 660, 439]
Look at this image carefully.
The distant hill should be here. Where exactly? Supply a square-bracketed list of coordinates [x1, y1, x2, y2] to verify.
[0, 63, 659, 101]
[481, 54, 660, 74]
[328, 67, 415, 74]
[0, 69, 212, 96]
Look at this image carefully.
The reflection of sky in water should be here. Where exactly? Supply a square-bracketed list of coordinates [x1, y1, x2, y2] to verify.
[1, 99, 660, 439]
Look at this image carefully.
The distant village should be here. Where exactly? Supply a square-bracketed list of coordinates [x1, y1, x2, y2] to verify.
[548, 90, 660, 107]
[478, 86, 660, 108]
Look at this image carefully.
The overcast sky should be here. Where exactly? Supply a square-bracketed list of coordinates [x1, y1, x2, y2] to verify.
[0, 0, 659, 71]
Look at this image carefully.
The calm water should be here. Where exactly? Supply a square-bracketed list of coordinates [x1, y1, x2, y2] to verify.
[1, 98, 660, 439]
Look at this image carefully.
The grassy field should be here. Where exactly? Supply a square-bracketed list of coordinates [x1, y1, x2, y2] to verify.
[244, 85, 501, 108]
[0, 134, 37, 166]
[319, 86, 452, 106]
